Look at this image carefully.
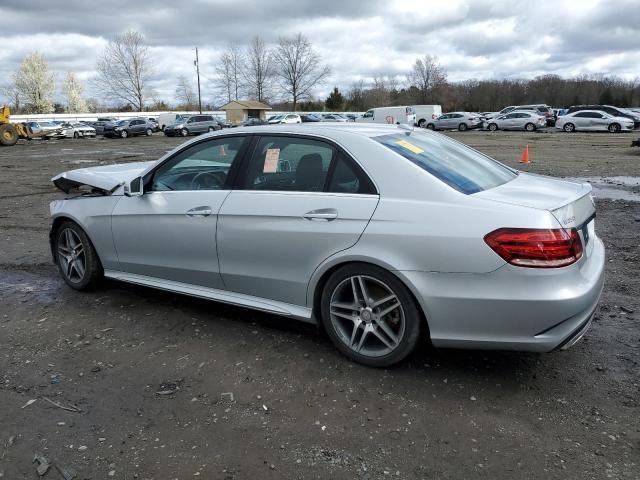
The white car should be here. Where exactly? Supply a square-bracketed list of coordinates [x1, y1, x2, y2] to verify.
[268, 114, 301, 124]
[61, 122, 97, 139]
[556, 110, 634, 133]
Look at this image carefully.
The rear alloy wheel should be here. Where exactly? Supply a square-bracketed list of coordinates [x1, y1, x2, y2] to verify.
[181, 128, 189, 137]
[525, 122, 536, 132]
[458, 123, 468, 131]
[563, 123, 575, 132]
[321, 264, 421, 367]
[54, 221, 103, 290]
[120, 130, 128, 138]
[488, 123, 498, 131]
[73, 131, 79, 139]
[608, 123, 621, 133]
[208, 126, 215, 132]
[146, 128, 153, 136]
[426, 123, 435, 130]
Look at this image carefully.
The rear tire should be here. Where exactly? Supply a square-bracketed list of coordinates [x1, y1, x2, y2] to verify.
[608, 123, 621, 133]
[488, 123, 498, 131]
[426, 123, 435, 130]
[208, 126, 215, 132]
[525, 122, 535, 132]
[181, 128, 189, 137]
[458, 123, 468, 131]
[320, 264, 422, 367]
[54, 220, 103, 291]
[73, 131, 79, 139]
[0, 123, 18, 146]
[146, 128, 153, 136]
[563, 123, 575, 132]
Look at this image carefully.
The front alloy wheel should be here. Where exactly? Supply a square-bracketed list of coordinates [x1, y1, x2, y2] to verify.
[120, 129, 128, 138]
[55, 221, 102, 290]
[321, 265, 421, 367]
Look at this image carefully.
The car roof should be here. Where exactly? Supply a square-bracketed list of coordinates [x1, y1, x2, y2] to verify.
[219, 122, 414, 138]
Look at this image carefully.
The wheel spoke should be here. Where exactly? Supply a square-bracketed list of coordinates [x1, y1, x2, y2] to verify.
[371, 325, 394, 349]
[65, 259, 74, 278]
[372, 293, 397, 308]
[357, 276, 371, 305]
[350, 277, 361, 305]
[331, 309, 357, 322]
[58, 245, 71, 256]
[74, 258, 85, 279]
[374, 318, 399, 347]
[73, 244, 84, 256]
[355, 326, 370, 352]
[330, 301, 360, 314]
[350, 318, 362, 345]
[378, 301, 401, 318]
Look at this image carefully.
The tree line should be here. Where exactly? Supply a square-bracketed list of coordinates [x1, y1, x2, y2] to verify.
[2, 30, 639, 115]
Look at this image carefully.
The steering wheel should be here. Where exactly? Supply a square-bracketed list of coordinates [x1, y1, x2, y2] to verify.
[190, 171, 224, 190]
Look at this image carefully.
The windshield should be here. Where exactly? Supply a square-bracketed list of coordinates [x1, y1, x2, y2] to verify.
[373, 132, 516, 194]
[116, 120, 127, 126]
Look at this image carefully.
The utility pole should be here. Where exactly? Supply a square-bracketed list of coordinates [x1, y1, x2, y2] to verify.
[194, 47, 202, 113]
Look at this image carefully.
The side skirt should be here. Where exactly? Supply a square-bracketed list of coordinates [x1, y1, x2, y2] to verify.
[103, 270, 315, 323]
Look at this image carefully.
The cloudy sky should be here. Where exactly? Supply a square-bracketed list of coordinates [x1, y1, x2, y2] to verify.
[1, 0, 639, 106]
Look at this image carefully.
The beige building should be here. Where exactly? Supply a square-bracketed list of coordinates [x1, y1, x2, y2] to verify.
[220, 100, 272, 124]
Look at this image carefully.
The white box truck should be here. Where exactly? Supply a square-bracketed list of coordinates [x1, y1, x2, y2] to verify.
[356, 106, 416, 125]
[413, 105, 443, 128]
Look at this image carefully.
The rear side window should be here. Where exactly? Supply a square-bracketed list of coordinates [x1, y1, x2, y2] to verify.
[373, 132, 516, 194]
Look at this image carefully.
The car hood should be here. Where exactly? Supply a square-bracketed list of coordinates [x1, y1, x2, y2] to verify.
[52, 160, 156, 194]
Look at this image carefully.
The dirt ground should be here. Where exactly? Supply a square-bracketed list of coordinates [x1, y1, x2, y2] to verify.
[1, 130, 639, 480]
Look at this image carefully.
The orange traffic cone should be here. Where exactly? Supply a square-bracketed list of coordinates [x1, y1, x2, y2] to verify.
[520, 144, 530, 164]
[219, 144, 226, 156]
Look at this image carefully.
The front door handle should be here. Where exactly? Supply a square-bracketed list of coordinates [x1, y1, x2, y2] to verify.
[303, 208, 338, 221]
[186, 206, 213, 217]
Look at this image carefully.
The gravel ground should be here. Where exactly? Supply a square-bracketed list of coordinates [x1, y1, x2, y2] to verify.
[1, 130, 639, 479]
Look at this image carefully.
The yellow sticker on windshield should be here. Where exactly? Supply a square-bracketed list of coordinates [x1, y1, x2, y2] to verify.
[395, 139, 424, 154]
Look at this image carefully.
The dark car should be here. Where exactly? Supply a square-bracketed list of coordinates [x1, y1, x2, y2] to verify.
[566, 105, 640, 129]
[300, 114, 322, 123]
[241, 118, 269, 127]
[215, 118, 233, 128]
[164, 114, 221, 137]
[90, 120, 114, 135]
[104, 118, 155, 138]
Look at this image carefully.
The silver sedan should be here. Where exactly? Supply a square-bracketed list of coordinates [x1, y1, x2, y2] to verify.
[425, 112, 482, 131]
[49, 124, 605, 366]
[556, 110, 634, 133]
[61, 122, 97, 139]
[484, 111, 546, 131]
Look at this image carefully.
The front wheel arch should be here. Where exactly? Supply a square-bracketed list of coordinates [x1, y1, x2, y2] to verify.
[311, 261, 431, 340]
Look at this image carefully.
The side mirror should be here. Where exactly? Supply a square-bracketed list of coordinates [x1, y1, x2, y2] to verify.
[124, 176, 144, 197]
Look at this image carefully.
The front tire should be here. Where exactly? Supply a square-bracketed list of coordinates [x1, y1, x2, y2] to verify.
[146, 128, 153, 136]
[608, 123, 621, 133]
[181, 128, 189, 137]
[320, 264, 422, 367]
[73, 131, 79, 139]
[54, 221, 103, 290]
[426, 123, 435, 130]
[120, 130, 128, 138]
[208, 126, 215, 133]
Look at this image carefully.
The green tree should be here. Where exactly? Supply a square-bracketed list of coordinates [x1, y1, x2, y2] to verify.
[325, 87, 345, 111]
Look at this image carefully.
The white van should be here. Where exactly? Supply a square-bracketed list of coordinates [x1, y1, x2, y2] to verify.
[158, 112, 191, 131]
[413, 105, 443, 127]
[356, 106, 416, 125]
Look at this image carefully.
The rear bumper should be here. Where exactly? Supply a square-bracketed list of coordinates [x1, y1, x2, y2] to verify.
[399, 235, 605, 352]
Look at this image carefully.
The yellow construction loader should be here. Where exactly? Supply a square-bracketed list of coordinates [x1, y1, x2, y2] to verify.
[0, 105, 33, 146]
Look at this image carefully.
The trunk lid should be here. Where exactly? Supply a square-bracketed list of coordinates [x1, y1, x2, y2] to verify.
[52, 160, 156, 194]
[474, 172, 595, 228]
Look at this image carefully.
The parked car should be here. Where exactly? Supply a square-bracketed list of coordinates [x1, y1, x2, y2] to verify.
[268, 114, 302, 124]
[104, 118, 155, 138]
[241, 118, 269, 127]
[425, 112, 482, 131]
[88, 121, 113, 135]
[300, 114, 322, 123]
[36, 121, 66, 139]
[60, 122, 97, 139]
[344, 113, 359, 122]
[556, 110, 634, 133]
[50, 123, 604, 367]
[147, 118, 160, 132]
[321, 113, 349, 122]
[163, 114, 221, 137]
[566, 105, 640, 129]
[215, 117, 233, 128]
[484, 111, 546, 131]
[484, 105, 554, 125]
[157, 113, 190, 131]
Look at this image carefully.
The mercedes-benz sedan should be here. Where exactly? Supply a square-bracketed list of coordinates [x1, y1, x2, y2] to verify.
[49, 124, 605, 367]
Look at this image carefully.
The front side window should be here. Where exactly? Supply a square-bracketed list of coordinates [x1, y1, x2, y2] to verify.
[373, 132, 516, 194]
[150, 136, 246, 191]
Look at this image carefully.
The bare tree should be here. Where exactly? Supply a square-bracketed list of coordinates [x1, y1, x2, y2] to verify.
[95, 31, 152, 111]
[1, 78, 21, 112]
[243, 36, 274, 102]
[63, 72, 87, 113]
[14, 52, 55, 113]
[408, 55, 447, 104]
[175, 74, 196, 108]
[216, 44, 244, 103]
[273, 33, 331, 111]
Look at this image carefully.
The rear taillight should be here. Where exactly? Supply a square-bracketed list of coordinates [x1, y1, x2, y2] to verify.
[484, 228, 583, 268]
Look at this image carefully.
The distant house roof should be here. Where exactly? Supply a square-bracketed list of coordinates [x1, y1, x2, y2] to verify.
[220, 100, 272, 110]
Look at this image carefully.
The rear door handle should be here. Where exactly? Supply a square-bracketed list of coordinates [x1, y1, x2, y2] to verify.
[303, 208, 338, 221]
[186, 206, 213, 217]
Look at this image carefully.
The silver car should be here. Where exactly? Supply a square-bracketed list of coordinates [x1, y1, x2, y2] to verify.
[60, 122, 97, 139]
[484, 111, 547, 131]
[49, 124, 604, 367]
[425, 112, 482, 131]
[555, 110, 634, 133]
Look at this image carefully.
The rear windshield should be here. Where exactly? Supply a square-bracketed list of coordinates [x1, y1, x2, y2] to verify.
[373, 132, 516, 194]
